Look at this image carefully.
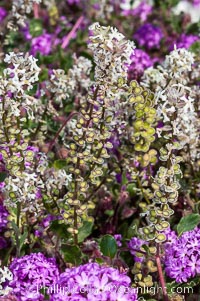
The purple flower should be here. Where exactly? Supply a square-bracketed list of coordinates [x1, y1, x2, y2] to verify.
[164, 227, 200, 283]
[42, 214, 57, 228]
[192, 0, 200, 6]
[133, 23, 163, 49]
[34, 214, 59, 238]
[0, 7, 7, 23]
[9, 252, 59, 301]
[128, 237, 148, 263]
[0, 203, 8, 231]
[114, 234, 122, 247]
[21, 24, 32, 41]
[116, 173, 122, 184]
[0, 236, 7, 249]
[67, 0, 80, 4]
[31, 33, 52, 56]
[132, 1, 152, 21]
[170, 34, 199, 50]
[50, 262, 137, 301]
[128, 49, 153, 80]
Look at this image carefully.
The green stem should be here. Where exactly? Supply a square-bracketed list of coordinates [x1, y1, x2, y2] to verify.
[72, 86, 100, 245]
[17, 202, 21, 228]
[48, 111, 78, 152]
[2, 97, 13, 155]
[16, 202, 21, 257]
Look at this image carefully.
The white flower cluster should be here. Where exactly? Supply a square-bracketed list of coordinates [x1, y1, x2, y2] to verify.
[142, 48, 199, 159]
[45, 169, 72, 192]
[0, 52, 40, 123]
[91, 0, 114, 19]
[4, 52, 40, 95]
[0, 266, 13, 297]
[4, 172, 44, 212]
[48, 55, 92, 106]
[88, 22, 135, 84]
[10, 0, 42, 27]
[3, 150, 72, 212]
[173, 0, 200, 23]
[49, 69, 70, 104]
[68, 55, 92, 90]
[163, 47, 194, 81]
[120, 0, 153, 11]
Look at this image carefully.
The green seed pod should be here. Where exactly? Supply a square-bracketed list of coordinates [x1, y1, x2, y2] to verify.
[135, 111, 144, 118]
[133, 120, 144, 130]
[130, 80, 138, 88]
[134, 87, 143, 95]
[143, 227, 150, 234]
[117, 77, 125, 87]
[76, 123, 82, 129]
[105, 142, 113, 149]
[140, 143, 150, 153]
[129, 95, 136, 103]
[78, 140, 85, 146]
[146, 127, 155, 136]
[135, 95, 144, 102]
[155, 233, 166, 243]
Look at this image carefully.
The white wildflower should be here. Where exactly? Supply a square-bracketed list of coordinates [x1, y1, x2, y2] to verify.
[0, 266, 13, 297]
[45, 169, 72, 193]
[173, 0, 200, 23]
[142, 47, 199, 160]
[4, 52, 40, 95]
[4, 172, 44, 212]
[48, 55, 92, 106]
[9, 0, 42, 28]
[88, 22, 135, 84]
[163, 47, 194, 80]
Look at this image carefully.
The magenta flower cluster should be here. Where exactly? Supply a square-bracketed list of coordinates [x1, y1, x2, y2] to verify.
[31, 33, 52, 56]
[164, 227, 200, 283]
[128, 49, 153, 79]
[0, 7, 7, 23]
[170, 34, 199, 51]
[50, 262, 138, 301]
[133, 23, 163, 49]
[7, 254, 138, 300]
[9, 253, 59, 301]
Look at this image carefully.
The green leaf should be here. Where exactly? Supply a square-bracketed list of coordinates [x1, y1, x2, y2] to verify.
[57, 47, 73, 72]
[100, 234, 117, 258]
[38, 53, 56, 64]
[78, 221, 93, 243]
[95, 258, 104, 264]
[27, 84, 38, 96]
[53, 159, 67, 169]
[39, 68, 49, 81]
[49, 220, 70, 239]
[186, 21, 200, 35]
[11, 220, 20, 236]
[127, 183, 137, 197]
[104, 210, 114, 217]
[177, 214, 200, 236]
[19, 231, 28, 251]
[189, 41, 200, 55]
[29, 19, 43, 37]
[0, 172, 7, 182]
[61, 244, 82, 265]
[122, 171, 128, 185]
[64, 102, 74, 113]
